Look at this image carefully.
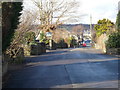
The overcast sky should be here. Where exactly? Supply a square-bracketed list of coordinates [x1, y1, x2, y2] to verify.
[23, 0, 120, 24]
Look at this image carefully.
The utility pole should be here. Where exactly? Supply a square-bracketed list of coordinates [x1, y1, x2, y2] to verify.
[90, 15, 92, 38]
[118, 1, 120, 11]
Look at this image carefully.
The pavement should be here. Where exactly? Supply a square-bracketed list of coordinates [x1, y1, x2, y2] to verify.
[3, 47, 120, 88]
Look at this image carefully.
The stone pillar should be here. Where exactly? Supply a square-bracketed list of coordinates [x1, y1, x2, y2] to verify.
[49, 39, 52, 50]
[39, 42, 46, 53]
[30, 45, 38, 55]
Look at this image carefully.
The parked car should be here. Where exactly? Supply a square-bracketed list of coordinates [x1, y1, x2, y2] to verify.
[82, 42, 86, 47]
[85, 40, 92, 47]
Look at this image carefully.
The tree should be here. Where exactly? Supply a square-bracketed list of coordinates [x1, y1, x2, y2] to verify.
[72, 25, 84, 36]
[31, 0, 79, 33]
[105, 11, 120, 49]
[4, 5, 40, 58]
[52, 28, 71, 43]
[116, 11, 120, 32]
[94, 19, 114, 37]
[2, 2, 23, 52]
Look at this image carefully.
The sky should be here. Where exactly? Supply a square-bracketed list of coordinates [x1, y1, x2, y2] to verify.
[23, 0, 120, 24]
[78, 0, 119, 24]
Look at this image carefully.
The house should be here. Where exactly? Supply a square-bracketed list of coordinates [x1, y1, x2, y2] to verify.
[83, 29, 92, 41]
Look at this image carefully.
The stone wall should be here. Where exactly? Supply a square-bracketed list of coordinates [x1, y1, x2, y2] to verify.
[24, 43, 46, 56]
[30, 43, 46, 55]
[106, 48, 120, 55]
[95, 34, 120, 55]
[2, 47, 24, 76]
[2, 54, 9, 76]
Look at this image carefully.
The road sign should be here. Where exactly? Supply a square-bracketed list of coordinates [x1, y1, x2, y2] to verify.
[46, 32, 52, 37]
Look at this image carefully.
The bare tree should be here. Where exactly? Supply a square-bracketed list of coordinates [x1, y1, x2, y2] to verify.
[31, 0, 80, 33]
[72, 25, 84, 36]
[6, 9, 37, 58]
[53, 28, 70, 43]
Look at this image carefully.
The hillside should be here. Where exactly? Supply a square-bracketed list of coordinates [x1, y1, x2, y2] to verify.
[58, 24, 95, 31]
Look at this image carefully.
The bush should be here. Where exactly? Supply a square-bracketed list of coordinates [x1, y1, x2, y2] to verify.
[24, 31, 36, 45]
[57, 39, 68, 48]
[106, 32, 120, 48]
[65, 36, 77, 47]
[8, 47, 24, 64]
[39, 31, 46, 42]
[71, 38, 77, 47]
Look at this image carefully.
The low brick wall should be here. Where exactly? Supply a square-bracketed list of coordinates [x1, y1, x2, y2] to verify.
[106, 48, 120, 55]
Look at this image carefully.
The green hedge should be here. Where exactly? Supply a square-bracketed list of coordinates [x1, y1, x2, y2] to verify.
[2, 2, 23, 52]
[106, 32, 120, 48]
[24, 31, 36, 45]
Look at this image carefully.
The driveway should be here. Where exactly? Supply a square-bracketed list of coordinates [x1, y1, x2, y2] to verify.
[4, 47, 119, 88]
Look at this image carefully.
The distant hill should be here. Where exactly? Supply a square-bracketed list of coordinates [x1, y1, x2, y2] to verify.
[29, 24, 95, 33]
[58, 24, 95, 31]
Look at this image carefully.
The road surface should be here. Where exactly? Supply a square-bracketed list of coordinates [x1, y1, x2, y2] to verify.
[4, 47, 119, 88]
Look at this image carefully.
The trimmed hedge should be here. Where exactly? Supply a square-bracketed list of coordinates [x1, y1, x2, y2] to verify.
[2, 2, 23, 52]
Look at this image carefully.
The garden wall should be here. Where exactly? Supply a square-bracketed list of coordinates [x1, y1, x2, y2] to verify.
[31, 43, 46, 55]
[24, 42, 46, 56]
[106, 48, 120, 55]
[2, 47, 24, 76]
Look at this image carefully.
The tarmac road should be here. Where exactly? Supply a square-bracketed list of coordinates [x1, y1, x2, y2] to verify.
[4, 47, 119, 88]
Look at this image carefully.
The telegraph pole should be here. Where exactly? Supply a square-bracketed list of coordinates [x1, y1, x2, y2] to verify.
[90, 15, 92, 38]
